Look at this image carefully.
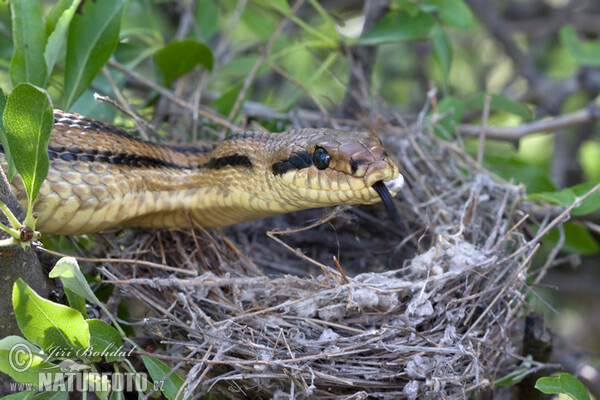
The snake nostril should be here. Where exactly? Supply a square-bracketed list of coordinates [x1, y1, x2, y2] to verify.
[350, 158, 358, 174]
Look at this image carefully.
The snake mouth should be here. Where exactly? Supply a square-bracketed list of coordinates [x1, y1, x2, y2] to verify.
[372, 179, 402, 224]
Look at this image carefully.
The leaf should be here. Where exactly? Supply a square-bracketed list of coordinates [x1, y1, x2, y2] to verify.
[9, 0, 47, 87]
[83, 373, 111, 400]
[527, 189, 576, 207]
[432, 25, 452, 81]
[0, 336, 60, 386]
[2, 392, 37, 400]
[0, 88, 16, 181]
[560, 26, 600, 67]
[431, 96, 465, 138]
[155, 39, 214, 87]
[2, 83, 54, 224]
[50, 257, 128, 340]
[195, 0, 219, 40]
[86, 319, 124, 363]
[12, 278, 91, 352]
[466, 92, 533, 120]
[210, 82, 244, 116]
[489, 93, 533, 119]
[252, 0, 291, 14]
[31, 391, 68, 400]
[428, 0, 474, 30]
[64, 0, 126, 109]
[49, 257, 103, 309]
[535, 373, 590, 400]
[45, 0, 83, 75]
[64, 288, 88, 319]
[358, 10, 436, 45]
[488, 158, 555, 193]
[109, 390, 125, 400]
[141, 356, 185, 400]
[543, 222, 599, 255]
[45, 0, 76, 36]
[495, 368, 530, 386]
[526, 182, 600, 216]
[570, 182, 600, 216]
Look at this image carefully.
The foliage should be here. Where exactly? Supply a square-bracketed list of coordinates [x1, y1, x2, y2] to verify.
[535, 373, 591, 400]
[0, 258, 183, 398]
[0, 83, 52, 245]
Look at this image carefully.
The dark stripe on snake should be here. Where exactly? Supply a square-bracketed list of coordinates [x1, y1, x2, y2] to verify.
[272, 150, 312, 175]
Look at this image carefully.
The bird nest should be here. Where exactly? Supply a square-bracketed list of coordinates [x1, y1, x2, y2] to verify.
[89, 115, 545, 399]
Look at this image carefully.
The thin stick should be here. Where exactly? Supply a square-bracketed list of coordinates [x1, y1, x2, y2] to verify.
[477, 94, 491, 165]
[42, 247, 197, 276]
[224, 0, 306, 128]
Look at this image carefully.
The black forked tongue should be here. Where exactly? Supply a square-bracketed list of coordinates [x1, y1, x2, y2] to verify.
[372, 181, 401, 224]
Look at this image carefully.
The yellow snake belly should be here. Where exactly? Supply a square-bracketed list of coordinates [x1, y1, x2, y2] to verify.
[0, 110, 404, 235]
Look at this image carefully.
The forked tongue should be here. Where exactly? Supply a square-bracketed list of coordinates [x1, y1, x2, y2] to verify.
[372, 181, 401, 224]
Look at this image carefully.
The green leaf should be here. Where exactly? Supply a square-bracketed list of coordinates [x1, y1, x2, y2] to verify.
[2, 391, 37, 400]
[82, 372, 111, 400]
[543, 222, 599, 255]
[195, 0, 219, 40]
[141, 356, 185, 400]
[527, 189, 576, 207]
[64, 0, 126, 109]
[9, 0, 48, 87]
[535, 373, 590, 400]
[560, 26, 600, 67]
[526, 182, 600, 216]
[210, 82, 244, 116]
[45, 0, 76, 36]
[49, 257, 103, 309]
[12, 278, 91, 352]
[570, 182, 600, 216]
[86, 319, 124, 363]
[155, 39, 213, 87]
[0, 336, 61, 386]
[488, 158, 555, 193]
[466, 92, 533, 120]
[252, 0, 291, 14]
[495, 368, 530, 386]
[494, 355, 532, 386]
[432, 25, 452, 81]
[433, 96, 466, 138]
[2, 83, 54, 226]
[31, 391, 68, 400]
[109, 390, 125, 400]
[45, 0, 83, 75]
[0, 88, 16, 181]
[64, 288, 88, 319]
[358, 10, 436, 45]
[50, 257, 128, 340]
[428, 0, 474, 30]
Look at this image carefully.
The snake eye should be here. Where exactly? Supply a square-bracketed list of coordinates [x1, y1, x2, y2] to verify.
[312, 147, 331, 170]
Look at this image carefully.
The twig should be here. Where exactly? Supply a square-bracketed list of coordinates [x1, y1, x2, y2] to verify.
[42, 247, 197, 276]
[224, 0, 305, 128]
[107, 59, 242, 132]
[458, 104, 600, 140]
[477, 94, 491, 165]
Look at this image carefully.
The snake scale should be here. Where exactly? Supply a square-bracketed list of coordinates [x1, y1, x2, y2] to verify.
[0, 110, 404, 235]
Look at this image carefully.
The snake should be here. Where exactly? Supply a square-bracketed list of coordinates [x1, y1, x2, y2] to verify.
[0, 110, 404, 235]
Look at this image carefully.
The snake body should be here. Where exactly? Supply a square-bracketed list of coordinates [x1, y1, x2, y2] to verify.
[0, 110, 403, 235]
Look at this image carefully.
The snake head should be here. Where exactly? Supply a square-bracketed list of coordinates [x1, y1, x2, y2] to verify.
[267, 129, 404, 220]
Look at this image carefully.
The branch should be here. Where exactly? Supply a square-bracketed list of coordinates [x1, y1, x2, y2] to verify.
[457, 105, 600, 141]
[0, 168, 48, 337]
